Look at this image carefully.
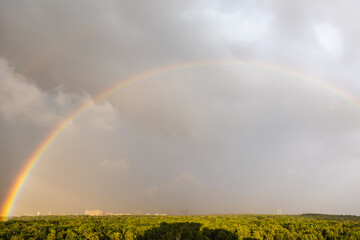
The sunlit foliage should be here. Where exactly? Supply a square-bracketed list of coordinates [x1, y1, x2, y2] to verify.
[1, 214, 360, 239]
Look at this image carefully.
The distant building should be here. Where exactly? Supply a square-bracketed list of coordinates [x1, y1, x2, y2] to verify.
[85, 210, 104, 216]
[274, 208, 282, 215]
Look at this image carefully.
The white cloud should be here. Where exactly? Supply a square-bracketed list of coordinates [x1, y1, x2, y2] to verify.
[182, 2, 273, 45]
[313, 21, 343, 58]
[203, 9, 272, 44]
[85, 101, 118, 131]
[0, 58, 60, 125]
[0, 56, 119, 132]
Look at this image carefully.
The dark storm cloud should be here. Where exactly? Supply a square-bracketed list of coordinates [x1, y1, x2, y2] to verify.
[0, 0, 224, 93]
[1, 1, 360, 216]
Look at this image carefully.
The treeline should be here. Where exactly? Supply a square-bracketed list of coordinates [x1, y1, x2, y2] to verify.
[1, 214, 360, 239]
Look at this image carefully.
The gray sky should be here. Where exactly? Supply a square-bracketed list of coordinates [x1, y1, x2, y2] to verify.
[1, 0, 360, 216]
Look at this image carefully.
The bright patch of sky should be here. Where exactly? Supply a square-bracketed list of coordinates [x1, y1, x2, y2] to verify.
[183, 4, 273, 44]
[313, 22, 343, 58]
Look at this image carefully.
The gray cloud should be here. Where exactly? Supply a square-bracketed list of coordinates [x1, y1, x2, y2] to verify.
[1, 0, 360, 216]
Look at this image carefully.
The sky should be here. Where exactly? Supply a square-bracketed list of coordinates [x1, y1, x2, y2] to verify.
[1, 0, 360, 216]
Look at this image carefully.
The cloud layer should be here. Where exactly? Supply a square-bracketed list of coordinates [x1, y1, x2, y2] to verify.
[1, 0, 360, 216]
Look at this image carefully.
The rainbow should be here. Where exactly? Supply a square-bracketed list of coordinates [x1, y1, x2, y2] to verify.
[1, 59, 359, 219]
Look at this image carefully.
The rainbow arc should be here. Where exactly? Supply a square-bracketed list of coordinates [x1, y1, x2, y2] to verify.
[1, 59, 359, 219]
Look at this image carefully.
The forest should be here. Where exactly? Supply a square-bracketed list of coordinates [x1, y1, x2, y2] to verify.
[1, 214, 360, 240]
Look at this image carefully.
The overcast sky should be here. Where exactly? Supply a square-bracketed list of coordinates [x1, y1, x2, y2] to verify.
[1, 0, 360, 216]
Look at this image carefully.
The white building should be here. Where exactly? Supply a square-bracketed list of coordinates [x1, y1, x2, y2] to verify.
[85, 209, 104, 216]
[274, 208, 282, 215]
